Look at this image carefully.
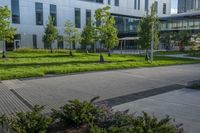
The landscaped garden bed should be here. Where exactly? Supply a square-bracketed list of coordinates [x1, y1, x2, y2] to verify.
[1, 49, 200, 80]
[0, 97, 183, 133]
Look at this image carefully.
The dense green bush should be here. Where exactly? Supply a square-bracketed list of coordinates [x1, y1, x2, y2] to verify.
[0, 105, 52, 133]
[0, 98, 183, 133]
[90, 110, 183, 133]
[52, 96, 104, 126]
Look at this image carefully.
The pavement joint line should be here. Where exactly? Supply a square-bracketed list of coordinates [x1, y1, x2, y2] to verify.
[96, 84, 185, 107]
[10, 89, 33, 110]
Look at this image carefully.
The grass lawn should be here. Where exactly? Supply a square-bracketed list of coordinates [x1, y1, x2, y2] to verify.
[155, 50, 200, 55]
[0, 51, 200, 80]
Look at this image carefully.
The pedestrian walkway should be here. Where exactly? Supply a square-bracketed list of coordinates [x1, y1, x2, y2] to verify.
[113, 88, 200, 133]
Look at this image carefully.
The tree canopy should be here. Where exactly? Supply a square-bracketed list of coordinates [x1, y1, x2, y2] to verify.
[42, 16, 58, 52]
[95, 6, 118, 56]
[137, 3, 160, 51]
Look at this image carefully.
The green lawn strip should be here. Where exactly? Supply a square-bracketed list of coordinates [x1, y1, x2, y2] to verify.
[155, 50, 200, 55]
[0, 52, 200, 80]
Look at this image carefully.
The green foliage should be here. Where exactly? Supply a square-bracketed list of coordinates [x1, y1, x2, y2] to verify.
[137, 3, 160, 50]
[64, 20, 81, 55]
[173, 31, 192, 46]
[90, 111, 182, 133]
[52, 97, 103, 126]
[0, 105, 52, 133]
[0, 6, 16, 42]
[42, 16, 58, 50]
[81, 21, 96, 50]
[95, 6, 119, 51]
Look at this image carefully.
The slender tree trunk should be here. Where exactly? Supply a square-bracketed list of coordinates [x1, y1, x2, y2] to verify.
[2, 40, 6, 58]
[69, 42, 73, 56]
[145, 49, 149, 61]
[50, 43, 53, 53]
[108, 48, 111, 57]
[99, 43, 104, 63]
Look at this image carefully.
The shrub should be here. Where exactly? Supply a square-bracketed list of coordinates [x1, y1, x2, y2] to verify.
[52, 96, 104, 126]
[90, 110, 183, 133]
[16, 48, 77, 53]
[0, 105, 52, 133]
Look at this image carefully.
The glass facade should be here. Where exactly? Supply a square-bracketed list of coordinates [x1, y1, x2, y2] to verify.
[75, 8, 81, 28]
[50, 4, 57, 26]
[161, 18, 200, 31]
[86, 9, 91, 25]
[35, 2, 43, 25]
[11, 0, 20, 24]
[113, 15, 140, 34]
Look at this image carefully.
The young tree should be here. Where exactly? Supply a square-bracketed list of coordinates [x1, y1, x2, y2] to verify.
[95, 6, 119, 61]
[81, 21, 96, 53]
[137, 3, 160, 61]
[42, 16, 58, 53]
[63, 20, 81, 56]
[0, 6, 16, 58]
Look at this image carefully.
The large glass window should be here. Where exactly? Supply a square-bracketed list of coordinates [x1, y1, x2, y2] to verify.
[75, 8, 81, 28]
[163, 3, 166, 14]
[35, 2, 43, 25]
[145, 0, 148, 11]
[50, 4, 57, 26]
[86, 9, 91, 25]
[115, 0, 119, 6]
[11, 0, 20, 24]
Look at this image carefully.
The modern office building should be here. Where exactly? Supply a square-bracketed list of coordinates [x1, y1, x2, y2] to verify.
[178, 0, 200, 13]
[0, 0, 171, 51]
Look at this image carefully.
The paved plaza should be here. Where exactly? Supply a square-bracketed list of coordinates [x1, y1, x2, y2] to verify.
[0, 64, 200, 132]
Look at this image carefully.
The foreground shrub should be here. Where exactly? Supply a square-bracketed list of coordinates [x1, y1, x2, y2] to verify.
[90, 110, 183, 133]
[52, 96, 104, 126]
[0, 105, 52, 133]
[0, 98, 183, 133]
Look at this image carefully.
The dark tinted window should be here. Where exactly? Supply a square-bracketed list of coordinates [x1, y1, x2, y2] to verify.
[33, 34, 37, 49]
[11, 0, 20, 24]
[163, 3, 166, 14]
[35, 2, 43, 25]
[75, 8, 81, 28]
[86, 9, 91, 25]
[115, 0, 119, 6]
[50, 4, 57, 26]
[145, 0, 148, 11]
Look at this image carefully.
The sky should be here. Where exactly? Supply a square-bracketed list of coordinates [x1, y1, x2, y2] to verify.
[171, 0, 178, 14]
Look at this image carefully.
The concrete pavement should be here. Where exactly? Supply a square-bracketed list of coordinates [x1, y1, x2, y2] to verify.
[0, 64, 200, 132]
[113, 88, 200, 133]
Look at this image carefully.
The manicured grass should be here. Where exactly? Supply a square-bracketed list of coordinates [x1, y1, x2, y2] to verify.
[155, 50, 200, 55]
[0, 51, 200, 80]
